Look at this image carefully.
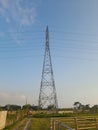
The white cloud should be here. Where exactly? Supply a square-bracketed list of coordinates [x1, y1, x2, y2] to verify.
[0, 92, 9, 99]
[9, 29, 23, 45]
[0, 92, 26, 105]
[0, 0, 39, 26]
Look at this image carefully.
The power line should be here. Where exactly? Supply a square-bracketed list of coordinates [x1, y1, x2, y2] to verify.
[2, 30, 98, 37]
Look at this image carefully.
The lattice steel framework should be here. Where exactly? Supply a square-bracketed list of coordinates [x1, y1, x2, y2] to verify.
[38, 26, 58, 109]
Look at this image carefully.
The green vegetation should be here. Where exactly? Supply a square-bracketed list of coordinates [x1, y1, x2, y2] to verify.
[4, 110, 28, 130]
[4, 112, 98, 130]
[33, 113, 73, 118]
[29, 118, 50, 130]
[3, 101, 98, 130]
[73, 101, 98, 113]
[4, 118, 28, 130]
[6, 110, 25, 125]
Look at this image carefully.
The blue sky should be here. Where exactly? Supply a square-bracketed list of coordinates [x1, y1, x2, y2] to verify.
[0, 0, 98, 108]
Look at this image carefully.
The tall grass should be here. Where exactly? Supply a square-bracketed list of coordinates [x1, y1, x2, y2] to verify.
[29, 118, 50, 130]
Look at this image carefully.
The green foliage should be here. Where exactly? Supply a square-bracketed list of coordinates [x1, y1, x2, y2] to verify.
[33, 113, 72, 118]
[22, 104, 31, 110]
[29, 118, 50, 130]
[47, 105, 56, 110]
[4, 118, 28, 130]
[5, 110, 27, 128]
[5, 104, 21, 110]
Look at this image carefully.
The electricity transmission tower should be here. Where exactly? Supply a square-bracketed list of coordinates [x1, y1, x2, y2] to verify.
[39, 26, 58, 109]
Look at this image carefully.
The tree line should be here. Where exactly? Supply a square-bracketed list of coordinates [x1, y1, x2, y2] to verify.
[1, 102, 98, 113]
[73, 101, 98, 113]
[0, 104, 38, 111]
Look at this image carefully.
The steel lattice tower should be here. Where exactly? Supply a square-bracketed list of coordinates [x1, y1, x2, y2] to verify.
[38, 26, 58, 109]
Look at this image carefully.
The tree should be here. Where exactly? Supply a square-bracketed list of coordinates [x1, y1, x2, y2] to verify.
[47, 105, 55, 110]
[22, 104, 31, 110]
[91, 105, 98, 113]
[73, 102, 82, 110]
[5, 104, 21, 110]
[84, 104, 90, 110]
[31, 105, 39, 110]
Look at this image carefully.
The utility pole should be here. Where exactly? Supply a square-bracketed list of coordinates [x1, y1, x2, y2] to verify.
[38, 26, 58, 110]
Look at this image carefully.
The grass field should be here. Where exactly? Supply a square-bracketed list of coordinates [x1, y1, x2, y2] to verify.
[29, 118, 50, 130]
[4, 112, 98, 130]
[4, 117, 98, 130]
[4, 118, 28, 130]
